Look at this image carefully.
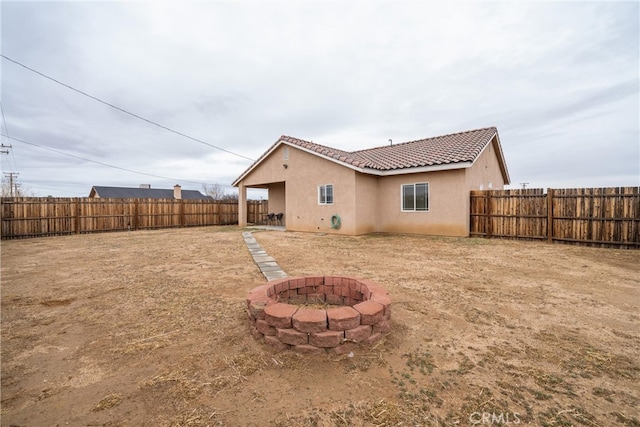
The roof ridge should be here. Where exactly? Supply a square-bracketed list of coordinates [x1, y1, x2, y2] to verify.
[281, 135, 349, 153]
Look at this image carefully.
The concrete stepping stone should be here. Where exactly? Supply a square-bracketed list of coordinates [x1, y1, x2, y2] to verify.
[242, 231, 288, 281]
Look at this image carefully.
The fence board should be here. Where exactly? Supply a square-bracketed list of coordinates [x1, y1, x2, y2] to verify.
[470, 187, 640, 248]
[1, 198, 267, 239]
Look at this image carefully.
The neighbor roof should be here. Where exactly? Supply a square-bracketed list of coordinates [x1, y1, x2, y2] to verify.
[233, 127, 510, 185]
[90, 186, 212, 200]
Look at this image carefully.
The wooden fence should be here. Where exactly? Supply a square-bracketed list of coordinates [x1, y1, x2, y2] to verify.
[470, 187, 640, 248]
[1, 198, 268, 239]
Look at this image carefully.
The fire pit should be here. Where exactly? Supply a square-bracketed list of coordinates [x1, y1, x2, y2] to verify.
[246, 276, 391, 354]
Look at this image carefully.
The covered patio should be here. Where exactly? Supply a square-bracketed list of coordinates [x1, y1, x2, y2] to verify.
[238, 181, 286, 228]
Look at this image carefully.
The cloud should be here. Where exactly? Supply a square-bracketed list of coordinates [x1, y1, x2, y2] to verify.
[1, 1, 638, 196]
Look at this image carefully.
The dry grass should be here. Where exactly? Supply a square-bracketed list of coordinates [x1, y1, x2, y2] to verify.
[1, 227, 639, 426]
[92, 393, 123, 412]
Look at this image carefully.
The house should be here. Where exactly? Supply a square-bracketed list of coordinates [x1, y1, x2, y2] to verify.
[89, 184, 212, 200]
[232, 126, 510, 236]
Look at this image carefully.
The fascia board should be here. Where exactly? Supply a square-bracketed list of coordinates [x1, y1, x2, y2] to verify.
[493, 132, 511, 184]
[468, 131, 511, 185]
[232, 140, 284, 187]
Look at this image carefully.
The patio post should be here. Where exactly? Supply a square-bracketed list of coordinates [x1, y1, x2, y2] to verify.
[238, 184, 247, 227]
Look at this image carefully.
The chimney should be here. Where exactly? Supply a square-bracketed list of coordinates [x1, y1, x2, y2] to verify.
[139, 184, 151, 189]
[173, 184, 182, 200]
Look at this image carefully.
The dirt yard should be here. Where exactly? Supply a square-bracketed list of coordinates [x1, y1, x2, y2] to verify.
[1, 227, 638, 426]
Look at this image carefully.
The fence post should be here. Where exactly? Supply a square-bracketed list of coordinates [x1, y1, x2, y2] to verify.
[547, 188, 554, 243]
[133, 199, 139, 230]
[486, 191, 492, 239]
[180, 199, 185, 227]
[75, 199, 81, 234]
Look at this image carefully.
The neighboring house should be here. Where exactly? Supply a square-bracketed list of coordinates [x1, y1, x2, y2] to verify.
[89, 184, 212, 200]
[232, 126, 510, 236]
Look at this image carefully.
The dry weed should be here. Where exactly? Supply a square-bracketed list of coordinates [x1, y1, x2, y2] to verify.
[91, 393, 122, 411]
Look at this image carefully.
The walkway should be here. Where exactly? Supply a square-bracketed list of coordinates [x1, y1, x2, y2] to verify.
[241, 231, 288, 281]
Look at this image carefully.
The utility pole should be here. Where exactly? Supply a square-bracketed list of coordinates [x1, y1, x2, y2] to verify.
[519, 182, 529, 189]
[0, 143, 10, 155]
[4, 171, 19, 197]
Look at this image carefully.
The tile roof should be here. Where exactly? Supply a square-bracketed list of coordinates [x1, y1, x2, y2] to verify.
[280, 127, 498, 171]
[91, 186, 212, 200]
[233, 126, 508, 186]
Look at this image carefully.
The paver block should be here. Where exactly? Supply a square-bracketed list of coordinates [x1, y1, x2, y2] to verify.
[305, 276, 324, 287]
[370, 294, 392, 317]
[265, 272, 288, 281]
[350, 289, 364, 301]
[373, 318, 391, 334]
[299, 285, 318, 295]
[324, 276, 341, 288]
[292, 344, 326, 354]
[248, 299, 274, 320]
[287, 294, 307, 304]
[253, 256, 276, 263]
[327, 306, 360, 331]
[353, 300, 384, 325]
[264, 303, 299, 329]
[264, 335, 290, 351]
[326, 294, 344, 306]
[359, 279, 388, 294]
[256, 319, 276, 336]
[309, 330, 344, 347]
[276, 328, 309, 345]
[289, 278, 305, 289]
[292, 308, 327, 333]
[345, 324, 372, 342]
[246, 284, 271, 306]
[274, 280, 288, 294]
[331, 342, 357, 355]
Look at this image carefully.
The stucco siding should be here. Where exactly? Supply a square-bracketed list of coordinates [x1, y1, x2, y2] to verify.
[241, 145, 357, 234]
[241, 146, 291, 187]
[376, 169, 469, 236]
[268, 182, 286, 223]
[354, 173, 378, 235]
[464, 137, 506, 191]
[286, 147, 356, 234]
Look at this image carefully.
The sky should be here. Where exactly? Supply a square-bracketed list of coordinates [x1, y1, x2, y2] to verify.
[1, 1, 638, 197]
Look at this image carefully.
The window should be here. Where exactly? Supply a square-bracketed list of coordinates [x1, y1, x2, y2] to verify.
[318, 184, 334, 205]
[402, 183, 429, 211]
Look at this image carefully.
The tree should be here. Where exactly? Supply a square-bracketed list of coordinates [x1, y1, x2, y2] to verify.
[1, 175, 32, 197]
[202, 184, 238, 201]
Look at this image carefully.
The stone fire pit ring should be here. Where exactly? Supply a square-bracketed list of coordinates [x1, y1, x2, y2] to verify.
[246, 276, 392, 354]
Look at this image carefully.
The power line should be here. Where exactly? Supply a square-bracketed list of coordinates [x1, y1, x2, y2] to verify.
[1, 133, 223, 186]
[0, 103, 18, 170]
[1, 54, 255, 162]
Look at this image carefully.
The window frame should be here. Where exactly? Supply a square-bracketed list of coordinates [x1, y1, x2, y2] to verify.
[401, 182, 430, 212]
[318, 183, 334, 205]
